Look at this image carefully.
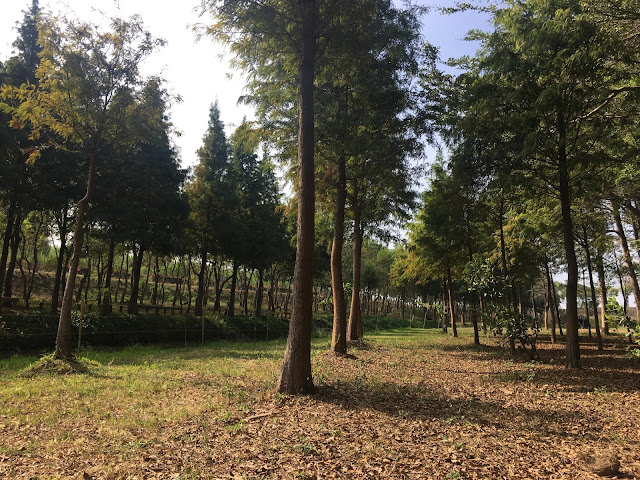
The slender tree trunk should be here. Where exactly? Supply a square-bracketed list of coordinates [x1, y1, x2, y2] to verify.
[51, 210, 68, 313]
[447, 264, 457, 338]
[596, 252, 609, 335]
[348, 199, 363, 341]
[139, 252, 152, 305]
[120, 250, 129, 304]
[3, 212, 22, 299]
[276, 0, 316, 394]
[127, 244, 145, 315]
[330, 153, 347, 354]
[114, 248, 125, 305]
[54, 151, 98, 360]
[255, 268, 264, 318]
[582, 231, 603, 350]
[229, 259, 238, 317]
[102, 237, 115, 314]
[195, 248, 207, 317]
[552, 274, 563, 336]
[612, 202, 640, 325]
[150, 255, 160, 305]
[545, 263, 556, 343]
[581, 269, 591, 337]
[557, 112, 580, 368]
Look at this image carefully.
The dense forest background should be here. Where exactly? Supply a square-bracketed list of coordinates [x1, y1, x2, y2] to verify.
[0, 0, 639, 372]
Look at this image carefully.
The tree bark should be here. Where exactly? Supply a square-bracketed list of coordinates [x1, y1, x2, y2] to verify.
[447, 264, 458, 338]
[127, 244, 145, 315]
[102, 236, 115, 314]
[596, 252, 609, 335]
[55, 151, 98, 360]
[255, 268, 264, 318]
[545, 262, 556, 343]
[348, 197, 363, 341]
[276, 0, 316, 394]
[228, 259, 238, 317]
[582, 225, 602, 350]
[3, 212, 23, 298]
[330, 153, 347, 354]
[0, 199, 17, 303]
[612, 202, 640, 325]
[557, 110, 580, 368]
[195, 249, 207, 317]
[50, 210, 68, 313]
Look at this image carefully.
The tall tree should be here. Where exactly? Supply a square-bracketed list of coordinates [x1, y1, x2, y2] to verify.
[1, 14, 162, 359]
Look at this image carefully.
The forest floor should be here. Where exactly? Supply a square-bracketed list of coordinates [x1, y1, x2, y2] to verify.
[0, 328, 639, 479]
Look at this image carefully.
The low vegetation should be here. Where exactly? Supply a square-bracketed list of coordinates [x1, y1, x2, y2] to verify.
[1, 328, 639, 478]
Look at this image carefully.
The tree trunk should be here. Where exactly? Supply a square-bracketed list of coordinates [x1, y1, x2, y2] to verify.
[0, 199, 17, 303]
[150, 255, 160, 305]
[127, 244, 145, 315]
[276, 0, 316, 395]
[195, 249, 207, 317]
[255, 268, 264, 318]
[582, 230, 603, 350]
[228, 259, 238, 317]
[557, 111, 580, 368]
[3, 212, 22, 298]
[50, 209, 68, 313]
[139, 252, 153, 304]
[102, 237, 115, 314]
[596, 252, 609, 335]
[330, 153, 347, 354]
[347, 198, 363, 341]
[447, 264, 457, 338]
[545, 263, 556, 343]
[55, 150, 98, 360]
[612, 202, 640, 325]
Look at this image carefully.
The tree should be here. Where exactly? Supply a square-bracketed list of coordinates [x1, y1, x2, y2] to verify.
[203, 0, 319, 393]
[1, 14, 162, 359]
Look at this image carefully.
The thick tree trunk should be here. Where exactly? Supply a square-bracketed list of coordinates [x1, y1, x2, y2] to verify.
[612, 202, 640, 325]
[102, 236, 115, 314]
[0, 199, 16, 301]
[55, 151, 98, 360]
[50, 211, 68, 313]
[195, 249, 207, 317]
[348, 200, 363, 341]
[276, 0, 316, 394]
[330, 153, 347, 354]
[557, 113, 580, 368]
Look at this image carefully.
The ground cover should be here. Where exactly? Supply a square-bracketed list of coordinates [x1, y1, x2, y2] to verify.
[0, 328, 639, 479]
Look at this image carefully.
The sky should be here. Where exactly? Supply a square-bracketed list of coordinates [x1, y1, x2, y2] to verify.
[0, 0, 493, 170]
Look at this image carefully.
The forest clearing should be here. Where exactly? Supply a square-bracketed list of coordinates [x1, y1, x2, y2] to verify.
[1, 328, 639, 479]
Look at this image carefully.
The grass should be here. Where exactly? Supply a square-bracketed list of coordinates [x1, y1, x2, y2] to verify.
[1, 327, 639, 479]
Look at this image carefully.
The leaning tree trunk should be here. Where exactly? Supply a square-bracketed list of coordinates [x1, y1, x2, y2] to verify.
[276, 0, 316, 395]
[330, 153, 347, 354]
[596, 252, 609, 335]
[557, 112, 580, 368]
[54, 151, 98, 360]
[347, 198, 363, 341]
[612, 202, 640, 325]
